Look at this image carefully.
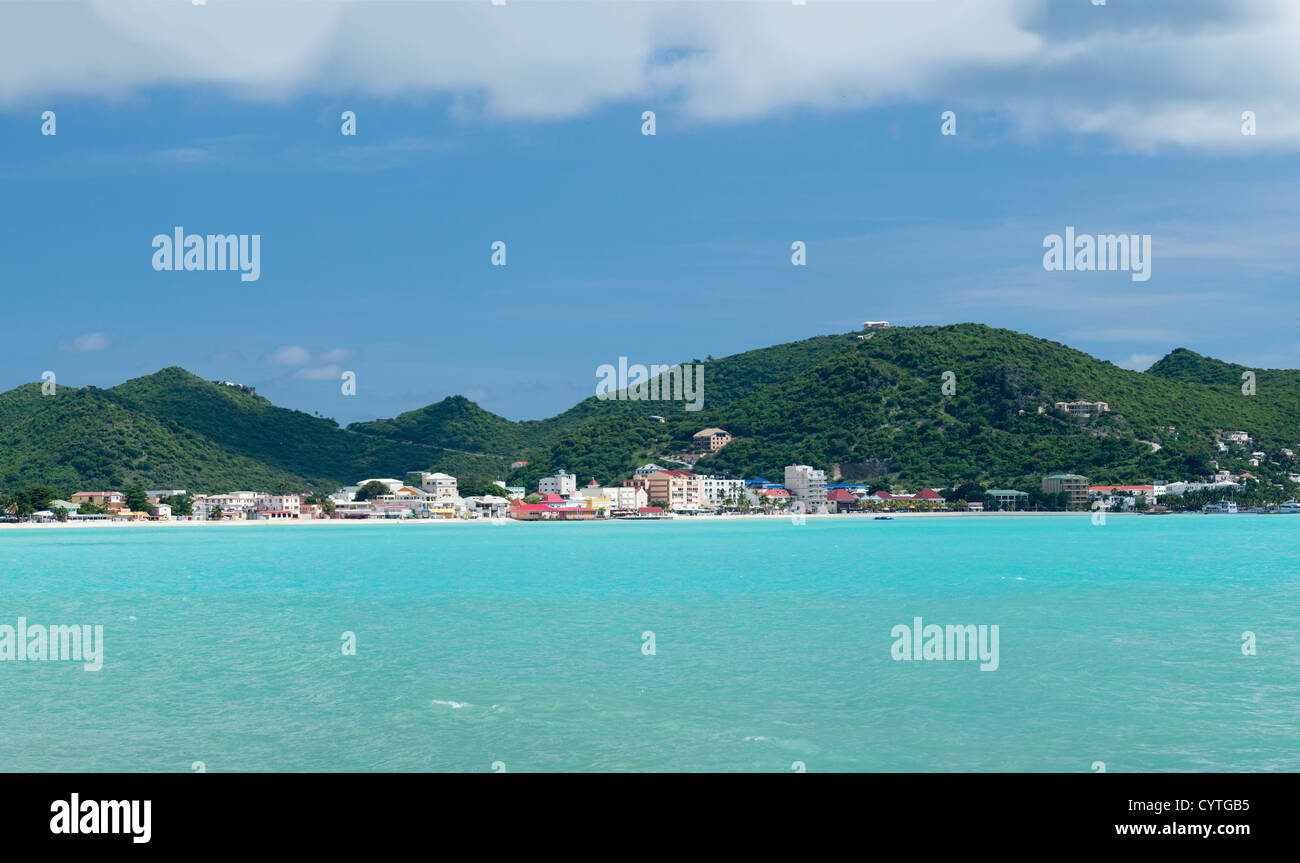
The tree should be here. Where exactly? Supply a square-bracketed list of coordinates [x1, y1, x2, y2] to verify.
[354, 481, 390, 502]
[124, 486, 150, 513]
[162, 494, 194, 517]
[305, 492, 336, 515]
[209, 505, 224, 521]
[51, 505, 68, 522]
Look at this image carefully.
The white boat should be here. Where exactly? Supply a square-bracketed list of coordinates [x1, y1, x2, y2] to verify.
[1202, 500, 1238, 514]
[1280, 500, 1300, 513]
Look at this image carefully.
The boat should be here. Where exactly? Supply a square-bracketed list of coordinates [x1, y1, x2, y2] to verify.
[874, 515, 894, 521]
[1280, 500, 1300, 514]
[1202, 500, 1238, 514]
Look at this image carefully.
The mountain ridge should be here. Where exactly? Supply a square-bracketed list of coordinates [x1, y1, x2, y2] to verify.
[2, 324, 1295, 495]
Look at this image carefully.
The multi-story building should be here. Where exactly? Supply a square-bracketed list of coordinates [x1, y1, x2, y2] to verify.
[1042, 473, 1089, 508]
[634, 464, 665, 478]
[609, 485, 648, 512]
[643, 470, 704, 511]
[417, 472, 458, 499]
[70, 491, 126, 514]
[692, 428, 733, 452]
[193, 491, 262, 519]
[264, 495, 302, 517]
[701, 473, 745, 508]
[985, 489, 1029, 510]
[538, 470, 577, 496]
[784, 465, 827, 508]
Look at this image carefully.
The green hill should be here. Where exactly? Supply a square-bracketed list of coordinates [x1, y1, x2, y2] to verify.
[2, 325, 1297, 497]
[0, 369, 507, 494]
[492, 324, 1300, 490]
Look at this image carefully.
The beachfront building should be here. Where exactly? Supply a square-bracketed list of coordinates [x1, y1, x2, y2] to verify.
[149, 503, 173, 520]
[826, 488, 859, 513]
[701, 474, 745, 508]
[643, 470, 704, 511]
[415, 472, 458, 499]
[70, 491, 125, 514]
[1089, 485, 1160, 506]
[264, 495, 302, 517]
[463, 495, 511, 519]
[538, 470, 577, 497]
[868, 488, 946, 509]
[1042, 473, 1089, 509]
[692, 428, 733, 452]
[610, 485, 649, 512]
[985, 489, 1029, 511]
[193, 491, 262, 519]
[747, 486, 792, 509]
[784, 465, 827, 509]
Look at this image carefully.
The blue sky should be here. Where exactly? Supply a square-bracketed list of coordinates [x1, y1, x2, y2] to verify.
[2, 1, 1298, 423]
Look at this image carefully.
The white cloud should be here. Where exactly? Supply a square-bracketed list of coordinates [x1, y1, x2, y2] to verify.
[61, 331, 111, 353]
[317, 347, 355, 363]
[3, 1, 1299, 151]
[265, 345, 313, 365]
[292, 364, 343, 381]
[266, 346, 354, 375]
[1119, 353, 1162, 371]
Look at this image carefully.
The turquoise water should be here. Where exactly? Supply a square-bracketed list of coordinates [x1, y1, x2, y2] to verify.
[1, 516, 1297, 772]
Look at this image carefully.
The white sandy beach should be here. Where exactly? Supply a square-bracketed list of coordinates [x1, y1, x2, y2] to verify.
[0, 510, 1124, 530]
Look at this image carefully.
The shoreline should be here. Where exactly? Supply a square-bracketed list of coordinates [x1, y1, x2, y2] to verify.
[0, 510, 1213, 530]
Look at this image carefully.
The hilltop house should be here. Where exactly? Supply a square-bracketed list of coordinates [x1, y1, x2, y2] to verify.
[1054, 400, 1109, 418]
[692, 428, 733, 452]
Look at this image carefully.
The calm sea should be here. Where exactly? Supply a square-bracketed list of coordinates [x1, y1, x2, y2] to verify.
[1, 516, 1297, 772]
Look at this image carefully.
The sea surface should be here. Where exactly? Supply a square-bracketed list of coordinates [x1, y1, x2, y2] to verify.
[1, 516, 1297, 772]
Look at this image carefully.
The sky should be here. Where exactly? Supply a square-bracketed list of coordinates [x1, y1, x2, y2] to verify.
[1, 0, 1298, 423]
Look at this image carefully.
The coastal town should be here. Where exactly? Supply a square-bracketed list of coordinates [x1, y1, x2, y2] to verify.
[5, 424, 1298, 524]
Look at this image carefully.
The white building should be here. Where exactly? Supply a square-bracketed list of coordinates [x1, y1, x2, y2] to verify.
[634, 464, 665, 478]
[784, 465, 828, 508]
[264, 495, 302, 517]
[463, 496, 511, 519]
[193, 491, 262, 519]
[611, 486, 648, 511]
[538, 470, 577, 496]
[417, 472, 458, 500]
[701, 474, 745, 508]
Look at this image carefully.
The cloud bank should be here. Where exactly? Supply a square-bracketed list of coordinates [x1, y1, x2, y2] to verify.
[0, 0, 1295, 151]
